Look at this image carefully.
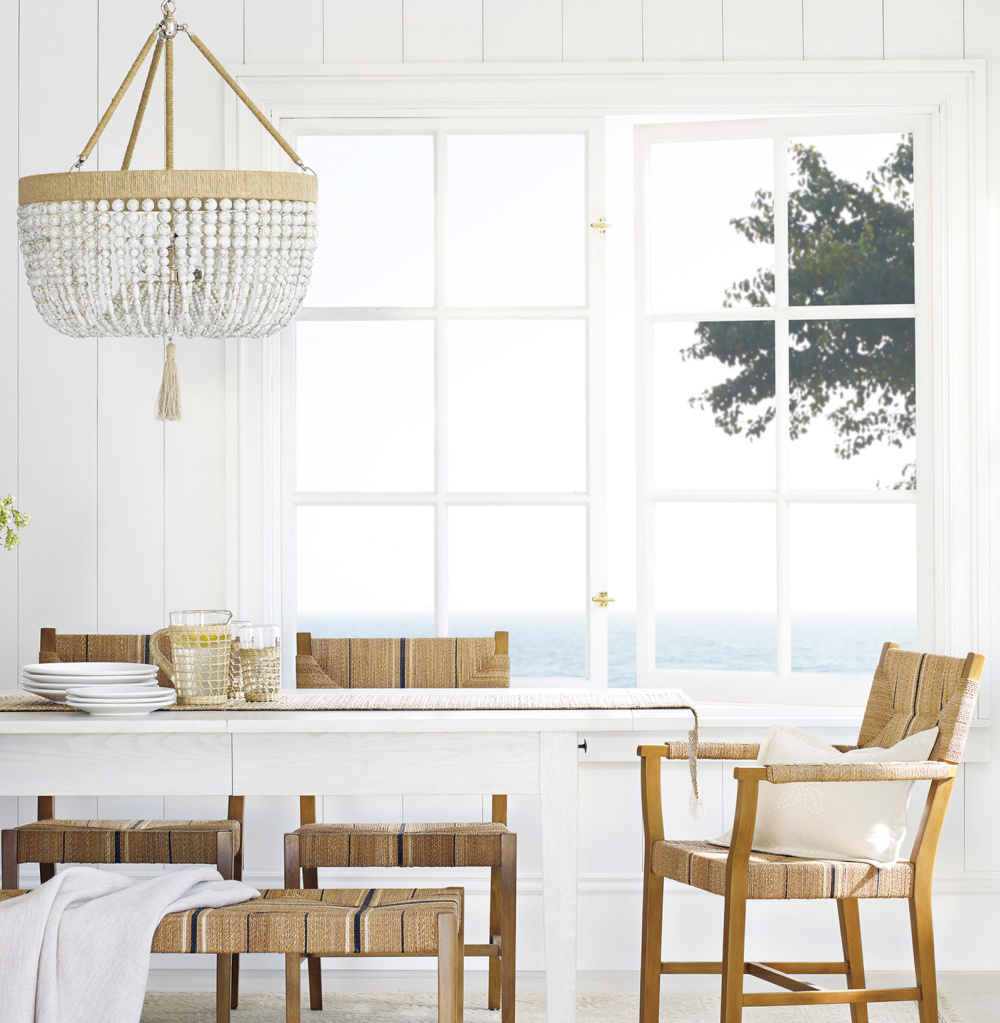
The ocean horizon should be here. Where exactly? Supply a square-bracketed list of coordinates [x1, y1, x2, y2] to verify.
[296, 611, 916, 685]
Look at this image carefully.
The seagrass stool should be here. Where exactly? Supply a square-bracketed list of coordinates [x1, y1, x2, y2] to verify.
[0, 886, 465, 1023]
[292, 631, 515, 1023]
[7, 627, 247, 1010]
[638, 641, 984, 1023]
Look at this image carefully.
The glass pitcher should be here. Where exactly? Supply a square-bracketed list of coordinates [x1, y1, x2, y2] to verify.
[151, 610, 233, 706]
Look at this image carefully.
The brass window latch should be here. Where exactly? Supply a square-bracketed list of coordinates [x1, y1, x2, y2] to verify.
[592, 592, 615, 608]
[589, 218, 611, 234]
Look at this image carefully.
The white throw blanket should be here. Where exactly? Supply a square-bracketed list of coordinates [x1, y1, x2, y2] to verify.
[0, 865, 259, 1023]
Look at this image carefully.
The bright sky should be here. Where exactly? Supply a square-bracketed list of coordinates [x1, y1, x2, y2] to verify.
[295, 123, 917, 620]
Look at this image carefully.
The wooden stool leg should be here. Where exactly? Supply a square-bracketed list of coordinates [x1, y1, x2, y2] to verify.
[720, 886, 747, 1023]
[216, 954, 232, 1023]
[639, 870, 664, 1023]
[36, 797, 56, 883]
[488, 863, 501, 1010]
[230, 796, 244, 1010]
[500, 833, 516, 1023]
[910, 890, 939, 1023]
[838, 898, 869, 1023]
[285, 954, 301, 1023]
[438, 912, 460, 1023]
[1, 831, 18, 889]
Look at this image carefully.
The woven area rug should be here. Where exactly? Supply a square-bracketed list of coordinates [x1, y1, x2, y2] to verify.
[139, 990, 964, 1022]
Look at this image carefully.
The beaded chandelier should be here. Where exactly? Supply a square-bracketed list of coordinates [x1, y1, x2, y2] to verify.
[17, 2, 317, 352]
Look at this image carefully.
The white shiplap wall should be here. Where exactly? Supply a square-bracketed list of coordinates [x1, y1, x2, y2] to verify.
[2, 0, 1000, 972]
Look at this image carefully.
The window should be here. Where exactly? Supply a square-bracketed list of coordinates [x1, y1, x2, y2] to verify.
[286, 120, 609, 685]
[634, 117, 929, 701]
[271, 90, 975, 704]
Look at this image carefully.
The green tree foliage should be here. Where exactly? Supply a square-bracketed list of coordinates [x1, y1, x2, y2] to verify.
[685, 137, 915, 488]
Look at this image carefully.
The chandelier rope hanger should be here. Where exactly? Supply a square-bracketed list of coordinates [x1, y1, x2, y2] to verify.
[17, 1, 318, 420]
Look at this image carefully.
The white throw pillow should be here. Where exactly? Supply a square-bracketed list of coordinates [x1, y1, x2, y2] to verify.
[710, 724, 939, 868]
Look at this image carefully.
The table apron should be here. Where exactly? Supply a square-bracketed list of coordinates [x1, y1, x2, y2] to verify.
[0, 732, 232, 795]
[232, 731, 543, 795]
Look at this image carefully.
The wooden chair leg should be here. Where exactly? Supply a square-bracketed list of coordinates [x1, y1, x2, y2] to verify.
[720, 886, 748, 1023]
[307, 956, 323, 1011]
[1, 830, 18, 889]
[216, 953, 232, 1023]
[838, 898, 869, 1023]
[228, 796, 245, 1011]
[438, 912, 460, 1023]
[499, 833, 516, 1023]
[488, 863, 501, 1010]
[639, 868, 664, 1023]
[285, 954, 301, 1023]
[910, 890, 939, 1023]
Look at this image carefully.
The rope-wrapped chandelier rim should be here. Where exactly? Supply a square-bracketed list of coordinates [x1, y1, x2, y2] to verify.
[19, 169, 318, 206]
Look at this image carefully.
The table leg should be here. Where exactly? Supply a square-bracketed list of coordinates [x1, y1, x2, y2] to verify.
[539, 732, 578, 1023]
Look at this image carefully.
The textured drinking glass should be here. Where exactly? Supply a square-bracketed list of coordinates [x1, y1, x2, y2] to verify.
[151, 610, 233, 706]
[238, 625, 281, 702]
[228, 619, 251, 700]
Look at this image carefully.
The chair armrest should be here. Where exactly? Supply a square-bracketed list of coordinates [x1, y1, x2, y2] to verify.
[762, 761, 956, 784]
[638, 742, 761, 761]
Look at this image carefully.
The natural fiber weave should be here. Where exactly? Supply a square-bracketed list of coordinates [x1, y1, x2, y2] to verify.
[298, 637, 510, 690]
[858, 648, 979, 763]
[651, 840, 914, 900]
[40, 631, 173, 688]
[12, 819, 240, 864]
[663, 742, 760, 761]
[149, 888, 462, 956]
[295, 822, 509, 869]
[0, 887, 460, 957]
[765, 761, 954, 784]
[18, 169, 318, 205]
[0, 687, 695, 714]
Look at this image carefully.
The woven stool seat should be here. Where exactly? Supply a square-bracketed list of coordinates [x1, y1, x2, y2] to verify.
[12, 819, 241, 865]
[652, 840, 915, 900]
[294, 822, 510, 869]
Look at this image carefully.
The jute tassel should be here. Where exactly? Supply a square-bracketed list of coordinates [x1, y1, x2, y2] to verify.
[155, 338, 181, 421]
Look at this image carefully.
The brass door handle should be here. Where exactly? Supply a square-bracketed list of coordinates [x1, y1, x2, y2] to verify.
[592, 592, 615, 608]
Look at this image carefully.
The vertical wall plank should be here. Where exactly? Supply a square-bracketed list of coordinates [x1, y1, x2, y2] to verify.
[484, 0, 562, 62]
[245, 0, 324, 63]
[17, 0, 100, 667]
[563, 0, 643, 61]
[884, 0, 964, 58]
[0, 0, 19, 685]
[722, 0, 803, 59]
[643, 0, 723, 60]
[325, 0, 403, 63]
[803, 0, 882, 58]
[404, 0, 482, 62]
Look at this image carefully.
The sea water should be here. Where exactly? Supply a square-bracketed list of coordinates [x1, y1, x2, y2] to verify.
[296, 611, 916, 686]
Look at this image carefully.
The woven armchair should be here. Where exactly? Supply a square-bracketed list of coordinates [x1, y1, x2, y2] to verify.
[288, 630, 516, 1023]
[0, 628, 246, 1019]
[639, 641, 984, 1023]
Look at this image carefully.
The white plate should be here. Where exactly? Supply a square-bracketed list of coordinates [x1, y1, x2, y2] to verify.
[66, 686, 174, 701]
[21, 662, 157, 676]
[21, 672, 157, 685]
[20, 687, 69, 703]
[20, 679, 159, 691]
[66, 699, 175, 716]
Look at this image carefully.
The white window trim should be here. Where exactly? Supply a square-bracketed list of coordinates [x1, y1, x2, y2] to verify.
[224, 61, 989, 710]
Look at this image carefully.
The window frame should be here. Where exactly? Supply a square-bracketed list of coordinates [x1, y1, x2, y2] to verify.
[634, 113, 932, 704]
[225, 61, 988, 710]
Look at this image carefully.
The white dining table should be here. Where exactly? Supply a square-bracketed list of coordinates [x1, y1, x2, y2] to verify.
[0, 688, 697, 1023]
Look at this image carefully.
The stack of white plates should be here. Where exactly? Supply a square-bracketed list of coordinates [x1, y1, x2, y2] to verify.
[65, 684, 176, 717]
[20, 662, 161, 703]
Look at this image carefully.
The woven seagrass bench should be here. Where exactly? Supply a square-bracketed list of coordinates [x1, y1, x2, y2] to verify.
[0, 886, 464, 1023]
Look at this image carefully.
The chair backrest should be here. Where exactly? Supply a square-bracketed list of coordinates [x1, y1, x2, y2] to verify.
[296, 631, 510, 689]
[39, 628, 173, 688]
[857, 641, 984, 763]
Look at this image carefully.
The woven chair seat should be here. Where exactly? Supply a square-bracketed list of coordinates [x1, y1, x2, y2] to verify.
[294, 822, 510, 868]
[651, 840, 915, 900]
[13, 819, 241, 864]
[0, 887, 462, 956]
